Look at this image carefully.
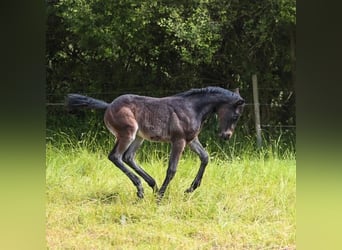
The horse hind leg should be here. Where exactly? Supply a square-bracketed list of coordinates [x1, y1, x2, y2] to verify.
[108, 137, 144, 198]
[123, 136, 159, 193]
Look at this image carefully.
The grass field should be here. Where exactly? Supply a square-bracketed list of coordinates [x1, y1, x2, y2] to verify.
[46, 133, 295, 249]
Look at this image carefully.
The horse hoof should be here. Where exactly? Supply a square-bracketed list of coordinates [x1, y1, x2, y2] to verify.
[185, 187, 193, 193]
[156, 196, 163, 205]
[152, 185, 159, 193]
[137, 191, 144, 199]
[156, 191, 165, 204]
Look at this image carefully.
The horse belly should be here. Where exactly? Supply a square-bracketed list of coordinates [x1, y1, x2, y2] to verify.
[137, 121, 171, 142]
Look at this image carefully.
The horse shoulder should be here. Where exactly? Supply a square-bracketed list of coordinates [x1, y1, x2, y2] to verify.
[167, 101, 201, 141]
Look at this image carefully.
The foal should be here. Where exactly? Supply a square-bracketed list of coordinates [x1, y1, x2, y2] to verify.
[66, 87, 245, 200]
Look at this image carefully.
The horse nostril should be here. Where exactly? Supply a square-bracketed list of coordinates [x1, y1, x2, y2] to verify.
[220, 131, 232, 140]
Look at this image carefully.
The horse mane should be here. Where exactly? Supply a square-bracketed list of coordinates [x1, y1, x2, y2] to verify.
[174, 86, 237, 98]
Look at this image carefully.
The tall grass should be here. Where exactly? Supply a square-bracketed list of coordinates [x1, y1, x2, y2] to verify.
[46, 130, 295, 249]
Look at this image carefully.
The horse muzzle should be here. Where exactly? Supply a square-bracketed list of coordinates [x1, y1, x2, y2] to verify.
[219, 131, 233, 140]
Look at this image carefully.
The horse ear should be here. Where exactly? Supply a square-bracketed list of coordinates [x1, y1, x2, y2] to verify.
[233, 88, 240, 94]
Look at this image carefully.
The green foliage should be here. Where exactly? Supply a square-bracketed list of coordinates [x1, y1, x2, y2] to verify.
[46, 0, 296, 149]
[157, 2, 221, 65]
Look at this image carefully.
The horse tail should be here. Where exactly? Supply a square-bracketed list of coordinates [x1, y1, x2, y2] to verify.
[66, 93, 109, 111]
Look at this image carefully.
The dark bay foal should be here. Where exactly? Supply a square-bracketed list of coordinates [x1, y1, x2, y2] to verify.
[66, 87, 245, 200]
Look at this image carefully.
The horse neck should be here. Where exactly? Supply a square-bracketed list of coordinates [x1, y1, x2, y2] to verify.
[190, 95, 221, 121]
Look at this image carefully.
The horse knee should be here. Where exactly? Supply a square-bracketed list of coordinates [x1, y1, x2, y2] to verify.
[166, 168, 177, 179]
[201, 152, 209, 165]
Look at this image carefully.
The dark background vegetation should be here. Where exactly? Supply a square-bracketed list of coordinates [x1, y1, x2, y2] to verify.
[46, 0, 296, 151]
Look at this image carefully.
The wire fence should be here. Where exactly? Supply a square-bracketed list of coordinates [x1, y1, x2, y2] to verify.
[46, 103, 296, 129]
[46, 87, 295, 153]
[46, 102, 294, 107]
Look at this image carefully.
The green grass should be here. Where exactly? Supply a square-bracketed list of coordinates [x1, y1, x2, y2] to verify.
[46, 134, 295, 249]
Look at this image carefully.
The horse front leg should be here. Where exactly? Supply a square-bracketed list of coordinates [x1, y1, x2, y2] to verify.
[158, 139, 186, 200]
[185, 137, 209, 193]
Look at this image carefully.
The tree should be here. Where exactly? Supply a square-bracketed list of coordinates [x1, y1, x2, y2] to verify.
[46, 0, 296, 141]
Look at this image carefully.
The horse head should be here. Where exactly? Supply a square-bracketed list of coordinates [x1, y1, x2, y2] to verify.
[217, 89, 245, 140]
